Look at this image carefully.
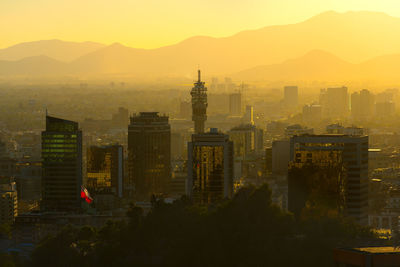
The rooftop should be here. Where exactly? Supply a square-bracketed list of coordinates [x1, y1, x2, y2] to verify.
[353, 247, 400, 254]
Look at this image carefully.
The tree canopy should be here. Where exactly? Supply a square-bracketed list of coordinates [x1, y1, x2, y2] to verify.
[28, 184, 376, 267]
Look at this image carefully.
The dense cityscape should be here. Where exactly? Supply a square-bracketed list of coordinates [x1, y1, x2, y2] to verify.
[0, 71, 399, 265]
[3, 1, 400, 266]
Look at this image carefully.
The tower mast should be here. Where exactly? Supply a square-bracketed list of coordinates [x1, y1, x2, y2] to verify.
[191, 69, 208, 134]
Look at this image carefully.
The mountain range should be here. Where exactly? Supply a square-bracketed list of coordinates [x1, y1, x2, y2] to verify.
[233, 50, 400, 82]
[2, 11, 400, 81]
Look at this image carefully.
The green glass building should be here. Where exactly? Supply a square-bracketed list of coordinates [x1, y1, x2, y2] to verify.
[41, 116, 82, 212]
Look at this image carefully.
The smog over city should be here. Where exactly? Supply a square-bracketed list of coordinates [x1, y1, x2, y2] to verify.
[1, 0, 400, 266]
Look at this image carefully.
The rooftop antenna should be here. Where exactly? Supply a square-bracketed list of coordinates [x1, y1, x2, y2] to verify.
[198, 69, 201, 82]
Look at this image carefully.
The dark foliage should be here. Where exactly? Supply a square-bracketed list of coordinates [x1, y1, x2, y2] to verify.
[29, 184, 376, 267]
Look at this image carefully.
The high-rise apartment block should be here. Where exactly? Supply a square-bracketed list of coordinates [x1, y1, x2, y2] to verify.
[41, 116, 82, 212]
[128, 112, 171, 200]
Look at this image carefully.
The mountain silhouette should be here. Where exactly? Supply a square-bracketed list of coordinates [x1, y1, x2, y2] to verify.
[2, 11, 400, 80]
[0, 40, 105, 62]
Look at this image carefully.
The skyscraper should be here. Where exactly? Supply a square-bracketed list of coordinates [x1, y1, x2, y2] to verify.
[244, 105, 254, 125]
[187, 129, 234, 204]
[41, 116, 82, 212]
[302, 104, 322, 124]
[319, 87, 349, 118]
[283, 86, 298, 107]
[191, 70, 208, 134]
[229, 92, 242, 116]
[179, 100, 191, 119]
[87, 145, 123, 197]
[351, 89, 374, 121]
[128, 112, 171, 200]
[0, 176, 17, 224]
[229, 124, 263, 158]
[111, 107, 129, 127]
[288, 134, 368, 224]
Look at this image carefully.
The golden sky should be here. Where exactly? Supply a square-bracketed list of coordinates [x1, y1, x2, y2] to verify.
[1, 0, 400, 49]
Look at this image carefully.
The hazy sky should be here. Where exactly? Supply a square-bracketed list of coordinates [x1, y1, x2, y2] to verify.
[1, 0, 400, 49]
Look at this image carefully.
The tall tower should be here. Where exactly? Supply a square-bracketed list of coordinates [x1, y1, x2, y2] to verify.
[41, 116, 82, 212]
[191, 70, 208, 134]
[128, 112, 171, 200]
[187, 128, 234, 204]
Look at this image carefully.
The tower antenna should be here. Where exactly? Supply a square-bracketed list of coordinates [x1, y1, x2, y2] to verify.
[198, 69, 201, 82]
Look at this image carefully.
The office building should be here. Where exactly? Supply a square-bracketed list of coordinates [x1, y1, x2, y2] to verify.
[319, 86, 349, 118]
[209, 77, 218, 91]
[171, 132, 185, 159]
[0, 176, 18, 224]
[87, 145, 123, 198]
[285, 124, 314, 137]
[272, 140, 290, 175]
[334, 247, 400, 266]
[229, 92, 242, 116]
[187, 129, 234, 204]
[283, 86, 298, 107]
[170, 160, 187, 198]
[41, 116, 82, 212]
[15, 160, 41, 201]
[326, 124, 364, 136]
[111, 107, 129, 128]
[128, 112, 171, 200]
[229, 124, 264, 158]
[302, 104, 322, 124]
[179, 100, 191, 120]
[243, 105, 254, 125]
[191, 70, 208, 134]
[375, 101, 395, 117]
[288, 134, 369, 224]
[351, 89, 374, 121]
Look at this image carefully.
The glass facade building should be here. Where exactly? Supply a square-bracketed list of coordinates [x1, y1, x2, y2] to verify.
[188, 130, 234, 204]
[87, 145, 123, 198]
[128, 112, 171, 200]
[41, 116, 82, 212]
[288, 134, 369, 224]
[0, 176, 18, 224]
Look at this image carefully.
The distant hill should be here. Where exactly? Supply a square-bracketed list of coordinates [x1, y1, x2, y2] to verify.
[233, 50, 400, 82]
[233, 50, 352, 81]
[3, 11, 400, 79]
[0, 40, 105, 62]
[0, 56, 67, 76]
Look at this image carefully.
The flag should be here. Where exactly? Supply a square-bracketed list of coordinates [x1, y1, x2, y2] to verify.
[81, 186, 93, 204]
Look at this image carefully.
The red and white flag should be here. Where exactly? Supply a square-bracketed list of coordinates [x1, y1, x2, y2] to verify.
[81, 186, 93, 204]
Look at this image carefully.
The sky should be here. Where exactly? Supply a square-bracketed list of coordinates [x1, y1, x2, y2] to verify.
[1, 0, 400, 49]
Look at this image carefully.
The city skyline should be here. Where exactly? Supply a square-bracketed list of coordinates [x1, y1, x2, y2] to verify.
[3, 1, 400, 265]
